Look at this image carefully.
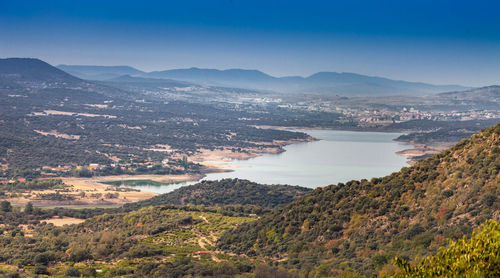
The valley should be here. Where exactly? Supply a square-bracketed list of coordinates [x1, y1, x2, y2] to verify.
[2, 2, 500, 277]
[0, 58, 498, 277]
[1, 58, 499, 184]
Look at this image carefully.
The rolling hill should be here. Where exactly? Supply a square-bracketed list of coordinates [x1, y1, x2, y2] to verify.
[434, 85, 500, 110]
[124, 178, 313, 210]
[217, 124, 500, 277]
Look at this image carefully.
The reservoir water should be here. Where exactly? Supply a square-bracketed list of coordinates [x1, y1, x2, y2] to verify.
[124, 130, 412, 193]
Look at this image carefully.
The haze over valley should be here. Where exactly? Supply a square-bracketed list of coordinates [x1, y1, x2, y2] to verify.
[58, 64, 468, 96]
[0, 1, 499, 277]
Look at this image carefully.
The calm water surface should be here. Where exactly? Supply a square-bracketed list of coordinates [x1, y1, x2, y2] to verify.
[124, 130, 411, 193]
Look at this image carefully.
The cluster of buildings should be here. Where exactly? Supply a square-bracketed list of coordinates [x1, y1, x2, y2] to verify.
[42, 165, 73, 173]
[275, 98, 500, 125]
[230, 95, 500, 125]
[344, 108, 500, 124]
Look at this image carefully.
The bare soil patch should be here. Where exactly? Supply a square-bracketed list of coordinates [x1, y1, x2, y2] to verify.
[42, 216, 85, 226]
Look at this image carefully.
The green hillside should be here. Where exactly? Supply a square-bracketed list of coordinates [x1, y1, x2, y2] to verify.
[0, 204, 261, 277]
[218, 124, 500, 277]
[0, 125, 497, 277]
[124, 179, 312, 210]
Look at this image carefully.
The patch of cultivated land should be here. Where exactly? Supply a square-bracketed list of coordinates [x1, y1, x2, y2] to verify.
[89, 173, 204, 184]
[30, 109, 117, 118]
[34, 129, 81, 140]
[140, 209, 255, 258]
[41, 216, 86, 226]
[4, 176, 165, 208]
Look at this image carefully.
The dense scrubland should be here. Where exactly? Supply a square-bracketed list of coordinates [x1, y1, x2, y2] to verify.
[124, 179, 312, 210]
[0, 125, 497, 277]
[217, 124, 500, 276]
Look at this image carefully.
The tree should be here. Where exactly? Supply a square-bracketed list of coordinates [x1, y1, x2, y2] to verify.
[182, 156, 189, 168]
[73, 167, 92, 177]
[0, 201, 12, 212]
[393, 219, 499, 277]
[24, 202, 33, 214]
[34, 265, 49, 275]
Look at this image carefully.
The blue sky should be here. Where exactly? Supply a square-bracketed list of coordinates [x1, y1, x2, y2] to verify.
[1, 0, 499, 86]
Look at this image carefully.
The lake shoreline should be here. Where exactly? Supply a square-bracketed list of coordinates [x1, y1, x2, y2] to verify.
[394, 141, 450, 165]
[253, 125, 411, 133]
[187, 135, 319, 172]
[255, 125, 429, 164]
[94, 129, 416, 193]
[12, 128, 419, 205]
[56, 136, 317, 199]
[194, 129, 414, 188]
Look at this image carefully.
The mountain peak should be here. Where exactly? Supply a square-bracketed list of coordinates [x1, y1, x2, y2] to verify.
[0, 57, 81, 83]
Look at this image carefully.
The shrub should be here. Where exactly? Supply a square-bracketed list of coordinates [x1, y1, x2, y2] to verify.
[394, 219, 500, 277]
[34, 265, 49, 275]
[81, 268, 97, 277]
[65, 267, 81, 277]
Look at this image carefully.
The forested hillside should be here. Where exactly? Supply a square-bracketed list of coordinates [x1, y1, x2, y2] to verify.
[218, 124, 500, 277]
[124, 179, 312, 210]
[0, 126, 497, 277]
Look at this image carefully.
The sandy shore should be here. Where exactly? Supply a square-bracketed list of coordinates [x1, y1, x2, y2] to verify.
[396, 143, 450, 164]
[82, 173, 205, 184]
[253, 125, 314, 131]
[188, 137, 317, 164]
[189, 147, 282, 162]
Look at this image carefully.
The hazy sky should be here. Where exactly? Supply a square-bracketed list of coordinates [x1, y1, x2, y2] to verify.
[1, 0, 499, 86]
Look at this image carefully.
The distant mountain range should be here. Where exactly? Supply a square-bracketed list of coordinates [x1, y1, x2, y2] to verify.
[107, 74, 195, 87]
[57, 64, 469, 96]
[57, 65, 144, 81]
